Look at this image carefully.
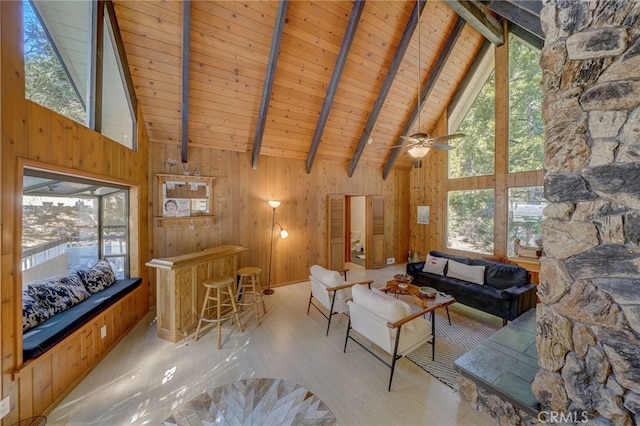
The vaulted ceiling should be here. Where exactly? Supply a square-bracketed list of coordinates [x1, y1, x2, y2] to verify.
[113, 0, 542, 177]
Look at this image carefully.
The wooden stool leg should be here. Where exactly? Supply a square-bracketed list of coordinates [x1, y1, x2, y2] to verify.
[228, 284, 244, 333]
[194, 287, 211, 341]
[256, 275, 267, 314]
[216, 287, 223, 349]
[231, 276, 241, 325]
[250, 276, 261, 326]
[236, 276, 245, 310]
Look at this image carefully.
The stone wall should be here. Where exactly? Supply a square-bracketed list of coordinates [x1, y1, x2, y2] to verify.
[533, 0, 640, 424]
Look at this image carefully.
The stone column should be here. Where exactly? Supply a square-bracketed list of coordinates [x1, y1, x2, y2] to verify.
[533, 1, 640, 423]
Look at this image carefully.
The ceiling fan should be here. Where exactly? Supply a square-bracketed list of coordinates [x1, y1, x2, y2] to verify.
[397, 0, 464, 159]
[399, 132, 465, 158]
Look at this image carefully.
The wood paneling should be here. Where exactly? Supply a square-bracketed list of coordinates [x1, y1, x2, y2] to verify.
[16, 287, 146, 421]
[0, 2, 151, 422]
[115, 0, 486, 173]
[146, 245, 247, 342]
[150, 142, 411, 291]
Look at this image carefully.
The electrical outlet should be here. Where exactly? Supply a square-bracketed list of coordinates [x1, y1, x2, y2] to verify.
[0, 395, 10, 419]
[386, 257, 395, 264]
[100, 325, 107, 339]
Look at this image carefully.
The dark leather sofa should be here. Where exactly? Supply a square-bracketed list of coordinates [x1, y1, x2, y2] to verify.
[406, 250, 537, 324]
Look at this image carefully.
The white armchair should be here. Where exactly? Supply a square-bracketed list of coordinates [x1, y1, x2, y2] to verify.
[307, 265, 372, 335]
[344, 284, 434, 391]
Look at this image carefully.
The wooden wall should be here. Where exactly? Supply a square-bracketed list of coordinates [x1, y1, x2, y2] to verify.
[149, 142, 412, 297]
[0, 2, 151, 423]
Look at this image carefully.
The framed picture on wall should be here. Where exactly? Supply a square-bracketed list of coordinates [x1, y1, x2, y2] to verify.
[417, 206, 430, 224]
[162, 198, 191, 217]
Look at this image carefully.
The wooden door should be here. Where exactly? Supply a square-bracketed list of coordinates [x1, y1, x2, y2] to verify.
[327, 194, 345, 270]
[366, 195, 386, 269]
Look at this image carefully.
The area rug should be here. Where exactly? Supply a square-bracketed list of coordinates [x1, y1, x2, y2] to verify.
[164, 377, 337, 425]
[404, 304, 499, 390]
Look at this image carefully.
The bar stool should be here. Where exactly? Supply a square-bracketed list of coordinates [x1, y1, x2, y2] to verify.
[237, 267, 267, 325]
[194, 276, 243, 349]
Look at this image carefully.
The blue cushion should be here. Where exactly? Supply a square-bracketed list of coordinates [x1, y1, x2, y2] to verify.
[77, 260, 117, 293]
[23, 278, 142, 360]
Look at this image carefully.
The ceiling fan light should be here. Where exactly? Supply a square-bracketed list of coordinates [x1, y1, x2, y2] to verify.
[408, 146, 430, 158]
[409, 132, 430, 140]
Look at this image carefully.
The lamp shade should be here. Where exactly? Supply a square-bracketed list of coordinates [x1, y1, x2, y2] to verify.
[268, 200, 281, 208]
[408, 146, 430, 158]
[280, 229, 289, 239]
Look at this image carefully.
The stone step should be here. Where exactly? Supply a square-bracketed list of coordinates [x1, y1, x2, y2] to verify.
[454, 308, 540, 417]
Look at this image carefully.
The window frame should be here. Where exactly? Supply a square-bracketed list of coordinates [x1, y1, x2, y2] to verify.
[23, 0, 138, 150]
[21, 165, 132, 286]
[440, 24, 544, 258]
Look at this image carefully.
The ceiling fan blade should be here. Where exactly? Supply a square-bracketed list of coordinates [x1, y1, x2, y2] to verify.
[430, 133, 465, 143]
[374, 144, 403, 150]
[431, 143, 455, 150]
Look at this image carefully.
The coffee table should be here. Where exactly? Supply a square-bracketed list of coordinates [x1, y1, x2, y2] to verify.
[381, 280, 454, 325]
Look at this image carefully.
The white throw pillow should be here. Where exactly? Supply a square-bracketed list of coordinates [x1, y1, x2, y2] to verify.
[446, 260, 485, 285]
[352, 285, 415, 331]
[422, 254, 448, 275]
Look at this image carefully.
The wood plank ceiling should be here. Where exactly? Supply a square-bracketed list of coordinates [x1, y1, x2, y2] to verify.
[113, 0, 489, 176]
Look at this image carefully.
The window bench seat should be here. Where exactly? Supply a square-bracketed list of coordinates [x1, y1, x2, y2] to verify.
[23, 277, 142, 361]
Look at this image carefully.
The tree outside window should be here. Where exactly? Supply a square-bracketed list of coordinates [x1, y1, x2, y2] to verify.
[23, 0, 87, 124]
[448, 72, 496, 179]
[447, 189, 494, 254]
[508, 34, 544, 173]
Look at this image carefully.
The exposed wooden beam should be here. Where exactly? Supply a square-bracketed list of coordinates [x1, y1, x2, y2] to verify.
[306, 0, 365, 174]
[251, 0, 289, 170]
[181, 0, 190, 163]
[383, 17, 466, 180]
[347, 0, 427, 177]
[445, 0, 504, 46]
[487, 0, 543, 42]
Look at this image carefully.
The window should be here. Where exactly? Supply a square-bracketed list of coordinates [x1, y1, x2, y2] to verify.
[23, 0, 137, 149]
[448, 49, 495, 179]
[22, 169, 129, 287]
[100, 7, 136, 148]
[508, 34, 543, 173]
[23, 0, 90, 125]
[447, 189, 494, 254]
[508, 186, 545, 257]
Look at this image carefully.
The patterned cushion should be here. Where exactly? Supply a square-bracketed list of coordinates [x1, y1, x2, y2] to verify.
[22, 291, 53, 332]
[422, 254, 448, 275]
[76, 260, 116, 294]
[27, 274, 91, 315]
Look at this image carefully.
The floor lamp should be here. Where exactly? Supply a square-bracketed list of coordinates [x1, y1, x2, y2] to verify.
[265, 200, 288, 295]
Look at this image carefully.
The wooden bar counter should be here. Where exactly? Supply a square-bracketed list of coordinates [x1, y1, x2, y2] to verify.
[146, 245, 248, 342]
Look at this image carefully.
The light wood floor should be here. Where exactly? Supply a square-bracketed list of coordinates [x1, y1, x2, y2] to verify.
[47, 263, 496, 425]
